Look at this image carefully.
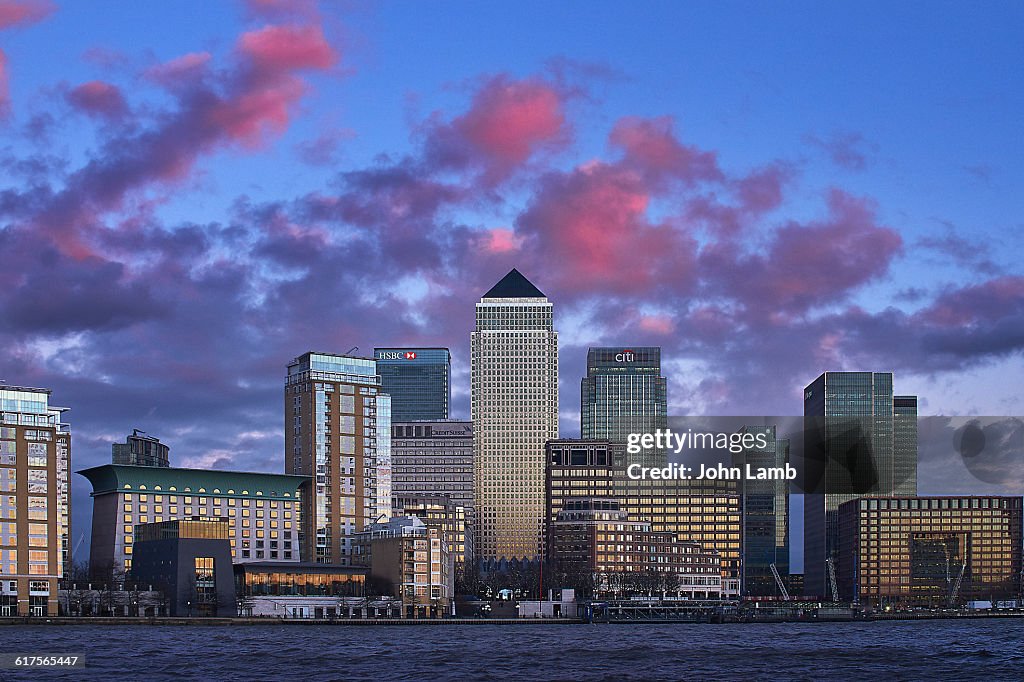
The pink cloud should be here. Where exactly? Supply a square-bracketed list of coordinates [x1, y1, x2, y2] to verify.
[425, 74, 570, 184]
[517, 161, 697, 296]
[144, 52, 212, 87]
[238, 24, 337, 74]
[919, 276, 1024, 328]
[638, 314, 675, 335]
[0, 51, 8, 118]
[66, 80, 128, 119]
[609, 115, 722, 186]
[704, 189, 902, 315]
[480, 227, 522, 254]
[0, 0, 54, 29]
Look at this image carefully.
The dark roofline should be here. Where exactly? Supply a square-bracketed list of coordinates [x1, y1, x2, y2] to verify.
[482, 268, 546, 299]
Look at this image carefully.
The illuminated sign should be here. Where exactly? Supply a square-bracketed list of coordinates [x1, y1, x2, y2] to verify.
[614, 349, 635, 363]
[376, 351, 418, 361]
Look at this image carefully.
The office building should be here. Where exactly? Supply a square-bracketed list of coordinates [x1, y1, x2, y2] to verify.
[837, 496, 1023, 606]
[545, 440, 743, 583]
[112, 430, 170, 468]
[0, 383, 71, 616]
[803, 372, 918, 598]
[78, 465, 308, 576]
[285, 352, 385, 565]
[130, 519, 236, 617]
[734, 425, 790, 596]
[472, 269, 558, 564]
[353, 515, 452, 617]
[549, 498, 732, 599]
[373, 348, 451, 421]
[581, 347, 668, 466]
[392, 493, 472, 572]
[391, 420, 473, 510]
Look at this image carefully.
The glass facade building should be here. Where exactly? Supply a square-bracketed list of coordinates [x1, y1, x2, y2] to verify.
[285, 352, 384, 565]
[803, 372, 919, 598]
[472, 269, 559, 564]
[581, 347, 668, 467]
[733, 425, 790, 596]
[373, 348, 451, 421]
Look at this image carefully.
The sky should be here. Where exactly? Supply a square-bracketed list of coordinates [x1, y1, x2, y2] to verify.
[1, 0, 1022, 563]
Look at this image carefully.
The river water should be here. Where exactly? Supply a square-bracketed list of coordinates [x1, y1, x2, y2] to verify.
[1, 619, 1022, 680]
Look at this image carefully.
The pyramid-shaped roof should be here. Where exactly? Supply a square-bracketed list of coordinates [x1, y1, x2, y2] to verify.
[482, 268, 545, 298]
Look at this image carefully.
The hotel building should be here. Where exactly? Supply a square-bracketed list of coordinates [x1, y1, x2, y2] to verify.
[545, 440, 743, 582]
[581, 347, 668, 466]
[803, 371, 918, 598]
[837, 496, 1023, 606]
[0, 383, 71, 616]
[373, 348, 451, 421]
[78, 465, 308, 576]
[472, 269, 558, 564]
[285, 352, 386, 565]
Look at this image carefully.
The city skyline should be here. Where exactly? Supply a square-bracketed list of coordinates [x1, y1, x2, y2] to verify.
[0, 2, 1022, 563]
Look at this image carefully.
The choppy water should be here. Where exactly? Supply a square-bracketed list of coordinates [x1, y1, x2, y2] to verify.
[1, 619, 1022, 680]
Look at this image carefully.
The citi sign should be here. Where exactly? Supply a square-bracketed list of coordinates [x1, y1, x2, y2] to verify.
[377, 351, 418, 360]
[615, 349, 635, 363]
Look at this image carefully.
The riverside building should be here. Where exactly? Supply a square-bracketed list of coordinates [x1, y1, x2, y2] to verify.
[472, 269, 558, 565]
[803, 371, 918, 598]
[285, 352, 387, 565]
[837, 496, 1023, 606]
[78, 465, 308, 577]
[0, 383, 71, 616]
[734, 425, 790, 596]
[549, 498, 733, 599]
[545, 439, 743, 583]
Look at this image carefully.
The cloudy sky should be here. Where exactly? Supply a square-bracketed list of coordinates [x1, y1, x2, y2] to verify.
[1, 1, 1021, 557]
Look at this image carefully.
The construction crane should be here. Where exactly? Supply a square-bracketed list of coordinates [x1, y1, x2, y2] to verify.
[770, 563, 790, 600]
[825, 557, 839, 602]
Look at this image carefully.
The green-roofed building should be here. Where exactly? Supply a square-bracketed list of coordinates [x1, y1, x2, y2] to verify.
[78, 464, 311, 579]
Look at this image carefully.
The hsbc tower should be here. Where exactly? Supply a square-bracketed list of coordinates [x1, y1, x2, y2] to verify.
[373, 348, 451, 421]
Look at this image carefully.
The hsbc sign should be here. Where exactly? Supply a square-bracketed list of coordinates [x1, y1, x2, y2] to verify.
[376, 351, 418, 361]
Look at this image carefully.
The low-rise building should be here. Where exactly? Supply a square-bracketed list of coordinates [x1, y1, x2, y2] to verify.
[353, 515, 452, 617]
[550, 498, 733, 600]
[392, 494, 472, 574]
[837, 496, 1023, 606]
[130, 519, 236, 617]
[233, 562, 369, 618]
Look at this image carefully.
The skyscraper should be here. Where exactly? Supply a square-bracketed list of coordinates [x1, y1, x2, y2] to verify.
[373, 348, 451, 421]
[472, 269, 558, 565]
[285, 352, 385, 565]
[581, 346, 668, 466]
[0, 383, 71, 616]
[734, 425, 790, 596]
[803, 371, 918, 598]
